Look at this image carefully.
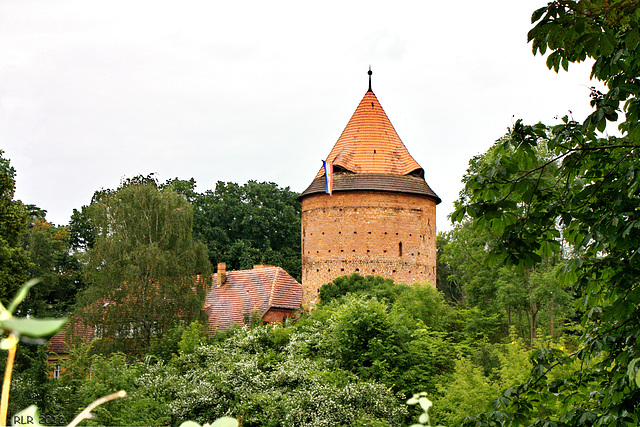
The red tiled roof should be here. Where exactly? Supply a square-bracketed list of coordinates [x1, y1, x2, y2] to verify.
[314, 90, 424, 179]
[203, 265, 302, 331]
[47, 322, 94, 354]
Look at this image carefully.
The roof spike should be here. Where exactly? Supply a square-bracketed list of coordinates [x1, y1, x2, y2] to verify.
[367, 66, 373, 92]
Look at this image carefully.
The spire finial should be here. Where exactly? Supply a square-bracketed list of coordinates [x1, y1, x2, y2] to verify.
[368, 66, 373, 92]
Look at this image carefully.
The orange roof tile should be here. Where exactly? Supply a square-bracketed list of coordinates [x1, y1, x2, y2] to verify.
[203, 265, 302, 331]
[314, 90, 423, 179]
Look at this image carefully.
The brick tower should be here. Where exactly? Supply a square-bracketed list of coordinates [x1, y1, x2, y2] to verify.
[299, 70, 441, 305]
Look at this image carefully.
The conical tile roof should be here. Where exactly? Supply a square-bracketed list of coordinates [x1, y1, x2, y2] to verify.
[313, 89, 423, 179]
[302, 80, 440, 204]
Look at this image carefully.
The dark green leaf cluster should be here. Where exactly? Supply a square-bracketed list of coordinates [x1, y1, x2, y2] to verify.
[192, 180, 301, 281]
[0, 150, 31, 306]
[19, 219, 85, 318]
[453, 1, 640, 424]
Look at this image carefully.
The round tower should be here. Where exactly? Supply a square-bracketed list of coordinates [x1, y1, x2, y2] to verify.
[299, 71, 441, 305]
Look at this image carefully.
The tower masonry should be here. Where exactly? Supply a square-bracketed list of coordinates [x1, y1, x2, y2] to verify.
[299, 71, 441, 305]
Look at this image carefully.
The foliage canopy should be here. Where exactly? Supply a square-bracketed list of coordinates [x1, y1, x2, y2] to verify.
[77, 177, 212, 355]
[0, 151, 30, 306]
[453, 1, 640, 424]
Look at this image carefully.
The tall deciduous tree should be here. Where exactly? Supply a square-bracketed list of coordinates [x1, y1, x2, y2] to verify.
[193, 180, 301, 280]
[20, 216, 85, 317]
[0, 150, 31, 305]
[454, 1, 640, 424]
[77, 176, 212, 355]
[440, 220, 573, 344]
[68, 205, 94, 252]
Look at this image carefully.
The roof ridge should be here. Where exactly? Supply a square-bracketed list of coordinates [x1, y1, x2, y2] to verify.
[268, 267, 278, 308]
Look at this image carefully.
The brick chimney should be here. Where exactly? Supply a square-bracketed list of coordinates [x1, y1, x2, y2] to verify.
[217, 262, 226, 286]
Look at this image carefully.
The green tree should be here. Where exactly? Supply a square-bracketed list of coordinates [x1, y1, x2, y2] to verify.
[67, 205, 94, 252]
[319, 273, 397, 305]
[454, 1, 640, 424]
[0, 150, 30, 306]
[439, 222, 502, 311]
[436, 233, 464, 304]
[193, 181, 301, 280]
[77, 176, 212, 356]
[325, 294, 456, 398]
[19, 218, 85, 317]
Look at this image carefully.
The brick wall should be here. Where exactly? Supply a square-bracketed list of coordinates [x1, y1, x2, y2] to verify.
[301, 190, 437, 305]
[262, 307, 297, 324]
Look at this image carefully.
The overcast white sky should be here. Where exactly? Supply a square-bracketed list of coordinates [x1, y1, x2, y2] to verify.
[1, 0, 596, 231]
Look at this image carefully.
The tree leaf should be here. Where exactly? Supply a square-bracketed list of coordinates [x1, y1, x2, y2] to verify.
[418, 396, 433, 412]
[1, 317, 67, 338]
[419, 412, 429, 424]
[626, 28, 640, 50]
[0, 302, 9, 321]
[0, 334, 18, 350]
[531, 7, 546, 24]
[210, 417, 239, 427]
[7, 279, 40, 314]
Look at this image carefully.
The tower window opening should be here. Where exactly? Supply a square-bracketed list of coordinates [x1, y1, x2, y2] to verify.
[399, 242, 403, 257]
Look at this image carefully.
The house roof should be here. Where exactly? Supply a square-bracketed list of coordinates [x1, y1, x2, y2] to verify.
[203, 265, 302, 331]
[313, 89, 424, 179]
[48, 322, 94, 354]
